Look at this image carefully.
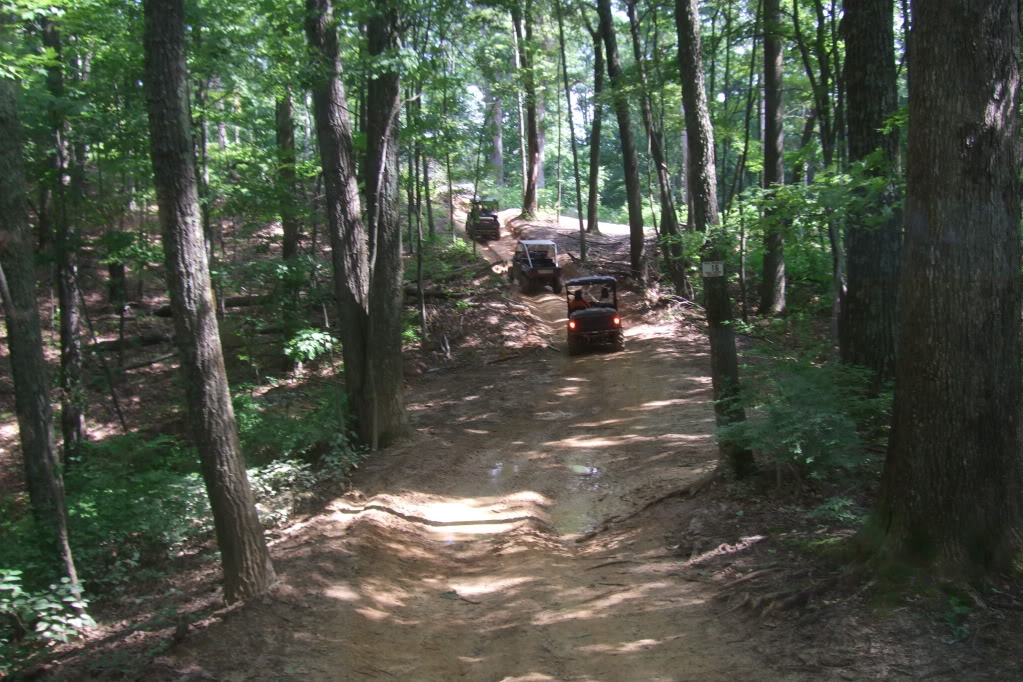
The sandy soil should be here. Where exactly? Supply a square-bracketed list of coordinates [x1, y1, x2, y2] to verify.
[147, 222, 794, 681]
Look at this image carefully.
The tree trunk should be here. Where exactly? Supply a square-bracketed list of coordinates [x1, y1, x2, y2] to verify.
[556, 2, 587, 261]
[626, 0, 688, 295]
[675, 0, 753, 479]
[41, 19, 86, 466]
[0, 61, 79, 586]
[865, 0, 1023, 577]
[597, 0, 645, 281]
[306, 0, 405, 448]
[759, 0, 786, 315]
[423, 154, 435, 238]
[585, 25, 604, 235]
[840, 0, 900, 382]
[276, 90, 302, 263]
[363, 0, 407, 449]
[511, 12, 528, 200]
[143, 0, 275, 603]
[490, 88, 504, 186]
[515, 2, 540, 219]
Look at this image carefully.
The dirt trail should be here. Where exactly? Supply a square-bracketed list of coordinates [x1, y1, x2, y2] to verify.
[159, 224, 787, 681]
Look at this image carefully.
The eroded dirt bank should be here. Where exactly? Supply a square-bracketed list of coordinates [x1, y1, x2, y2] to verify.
[147, 225, 787, 681]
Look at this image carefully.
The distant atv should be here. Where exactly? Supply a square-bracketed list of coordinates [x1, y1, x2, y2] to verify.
[467, 197, 501, 242]
[508, 239, 563, 294]
[565, 275, 625, 355]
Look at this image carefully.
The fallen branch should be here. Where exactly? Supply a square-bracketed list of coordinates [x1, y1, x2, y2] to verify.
[154, 294, 271, 317]
[486, 354, 522, 364]
[115, 352, 178, 372]
[89, 331, 172, 352]
[717, 566, 782, 591]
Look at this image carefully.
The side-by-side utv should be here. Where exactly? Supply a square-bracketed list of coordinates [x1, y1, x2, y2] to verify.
[565, 275, 625, 355]
[508, 240, 563, 294]
[467, 197, 501, 242]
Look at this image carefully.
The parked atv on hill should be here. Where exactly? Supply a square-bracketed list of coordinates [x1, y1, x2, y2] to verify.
[508, 240, 563, 294]
[565, 275, 624, 355]
[466, 197, 501, 242]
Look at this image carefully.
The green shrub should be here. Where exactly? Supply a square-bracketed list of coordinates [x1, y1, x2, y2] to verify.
[0, 571, 95, 675]
[284, 328, 338, 364]
[721, 352, 890, 481]
[0, 386, 362, 605]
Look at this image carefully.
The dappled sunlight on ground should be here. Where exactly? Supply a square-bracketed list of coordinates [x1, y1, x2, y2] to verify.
[132, 219, 788, 682]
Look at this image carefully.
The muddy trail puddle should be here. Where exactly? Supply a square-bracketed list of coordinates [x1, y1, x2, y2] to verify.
[158, 228, 791, 681]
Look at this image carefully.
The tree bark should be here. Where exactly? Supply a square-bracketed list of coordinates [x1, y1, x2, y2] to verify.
[597, 0, 645, 281]
[0, 58, 79, 586]
[556, 2, 586, 262]
[759, 0, 786, 315]
[143, 0, 275, 603]
[511, 11, 528, 200]
[306, 0, 406, 448]
[41, 19, 86, 466]
[585, 24, 604, 235]
[489, 88, 504, 186]
[840, 0, 900, 382]
[675, 0, 753, 479]
[276, 90, 302, 263]
[364, 0, 407, 448]
[515, 2, 540, 219]
[865, 0, 1023, 577]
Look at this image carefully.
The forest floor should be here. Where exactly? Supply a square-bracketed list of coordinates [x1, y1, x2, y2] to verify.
[12, 206, 1023, 680]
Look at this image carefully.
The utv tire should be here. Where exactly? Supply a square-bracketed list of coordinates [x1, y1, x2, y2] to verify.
[614, 334, 626, 352]
[551, 278, 563, 294]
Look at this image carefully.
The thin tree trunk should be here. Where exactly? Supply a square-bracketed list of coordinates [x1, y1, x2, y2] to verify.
[585, 24, 604, 235]
[276, 90, 302, 263]
[0, 63, 79, 586]
[515, 2, 540, 218]
[144, 0, 275, 603]
[866, 0, 1023, 577]
[423, 155, 435, 238]
[759, 0, 786, 315]
[42, 19, 85, 467]
[556, 2, 587, 261]
[511, 11, 528, 201]
[597, 0, 645, 281]
[675, 0, 753, 479]
[490, 88, 504, 186]
[626, 0, 688, 295]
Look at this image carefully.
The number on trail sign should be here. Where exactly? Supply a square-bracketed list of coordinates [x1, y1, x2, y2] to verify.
[702, 261, 725, 277]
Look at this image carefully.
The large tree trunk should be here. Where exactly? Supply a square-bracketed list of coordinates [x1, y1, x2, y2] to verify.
[515, 2, 540, 219]
[364, 0, 406, 448]
[0, 63, 79, 586]
[675, 0, 752, 479]
[585, 26, 604, 235]
[306, 0, 405, 447]
[840, 0, 900, 382]
[143, 0, 275, 604]
[866, 0, 1023, 576]
[597, 0, 645, 281]
[276, 90, 302, 263]
[759, 0, 786, 315]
